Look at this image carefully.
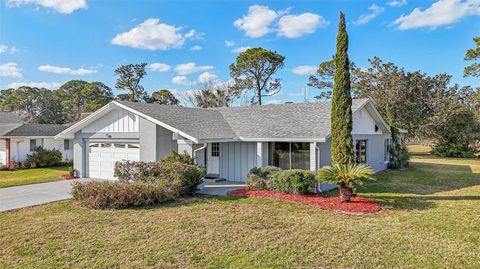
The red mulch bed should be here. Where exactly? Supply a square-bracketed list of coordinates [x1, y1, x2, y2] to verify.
[228, 188, 382, 215]
[60, 175, 77, 180]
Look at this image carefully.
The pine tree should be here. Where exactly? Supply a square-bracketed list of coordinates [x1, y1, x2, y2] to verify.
[331, 12, 354, 166]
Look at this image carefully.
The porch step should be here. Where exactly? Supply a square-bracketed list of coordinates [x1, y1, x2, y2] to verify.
[204, 174, 225, 183]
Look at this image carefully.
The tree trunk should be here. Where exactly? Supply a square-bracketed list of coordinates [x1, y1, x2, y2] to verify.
[257, 89, 262, 105]
[339, 183, 353, 203]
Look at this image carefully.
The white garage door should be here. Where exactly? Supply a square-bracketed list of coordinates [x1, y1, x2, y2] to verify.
[88, 142, 140, 179]
[0, 139, 6, 165]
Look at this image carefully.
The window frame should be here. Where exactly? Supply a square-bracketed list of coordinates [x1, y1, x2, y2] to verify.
[355, 140, 367, 164]
[211, 142, 220, 157]
[30, 139, 37, 151]
[64, 139, 70, 150]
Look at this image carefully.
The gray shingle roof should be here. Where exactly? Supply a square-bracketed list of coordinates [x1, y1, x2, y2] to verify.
[118, 99, 370, 141]
[0, 112, 23, 124]
[3, 124, 68, 137]
[117, 101, 237, 140]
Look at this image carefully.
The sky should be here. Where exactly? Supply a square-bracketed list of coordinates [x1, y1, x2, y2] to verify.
[0, 0, 479, 105]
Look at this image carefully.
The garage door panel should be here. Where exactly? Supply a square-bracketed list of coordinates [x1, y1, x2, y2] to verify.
[88, 141, 139, 179]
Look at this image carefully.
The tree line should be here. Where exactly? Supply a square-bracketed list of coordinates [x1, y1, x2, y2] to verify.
[1, 36, 478, 156]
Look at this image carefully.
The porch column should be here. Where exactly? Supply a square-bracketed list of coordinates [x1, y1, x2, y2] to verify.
[309, 142, 317, 171]
[256, 142, 263, 167]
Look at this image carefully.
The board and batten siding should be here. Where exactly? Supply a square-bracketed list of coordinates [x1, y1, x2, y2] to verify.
[82, 109, 139, 133]
[219, 142, 266, 182]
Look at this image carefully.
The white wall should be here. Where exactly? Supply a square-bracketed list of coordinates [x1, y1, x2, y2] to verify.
[82, 109, 139, 133]
[219, 142, 258, 182]
[9, 138, 73, 163]
[352, 108, 382, 135]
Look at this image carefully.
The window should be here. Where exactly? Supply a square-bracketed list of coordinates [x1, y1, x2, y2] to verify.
[269, 142, 310, 169]
[128, 144, 139, 149]
[384, 138, 391, 162]
[30, 139, 36, 151]
[114, 143, 126, 148]
[64, 139, 70, 150]
[355, 140, 367, 164]
[211, 143, 220, 157]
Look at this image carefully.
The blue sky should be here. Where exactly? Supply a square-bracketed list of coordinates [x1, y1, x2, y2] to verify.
[0, 0, 479, 105]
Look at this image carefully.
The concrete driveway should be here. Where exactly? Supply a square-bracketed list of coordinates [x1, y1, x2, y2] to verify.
[0, 178, 96, 212]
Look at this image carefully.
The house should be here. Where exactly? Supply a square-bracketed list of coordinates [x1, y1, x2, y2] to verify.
[0, 112, 74, 166]
[57, 98, 393, 190]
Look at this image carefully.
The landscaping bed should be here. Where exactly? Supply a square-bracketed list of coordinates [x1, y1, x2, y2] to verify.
[228, 188, 382, 214]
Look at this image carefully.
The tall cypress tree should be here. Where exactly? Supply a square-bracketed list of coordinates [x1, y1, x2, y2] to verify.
[331, 12, 354, 166]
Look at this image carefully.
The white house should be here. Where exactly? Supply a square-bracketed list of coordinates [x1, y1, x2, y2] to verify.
[57, 98, 393, 191]
[0, 112, 73, 166]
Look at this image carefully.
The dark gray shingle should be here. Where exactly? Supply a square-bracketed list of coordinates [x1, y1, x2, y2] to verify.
[4, 124, 68, 137]
[118, 99, 370, 141]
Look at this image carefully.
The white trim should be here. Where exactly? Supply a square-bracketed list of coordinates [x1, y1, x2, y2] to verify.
[112, 102, 199, 143]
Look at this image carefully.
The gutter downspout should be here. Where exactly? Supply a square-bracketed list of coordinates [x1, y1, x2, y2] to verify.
[193, 143, 207, 165]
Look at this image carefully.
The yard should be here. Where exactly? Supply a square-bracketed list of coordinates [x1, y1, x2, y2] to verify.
[0, 167, 69, 188]
[0, 152, 479, 268]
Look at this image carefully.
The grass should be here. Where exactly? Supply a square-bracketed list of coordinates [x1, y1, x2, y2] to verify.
[0, 167, 69, 188]
[0, 154, 479, 268]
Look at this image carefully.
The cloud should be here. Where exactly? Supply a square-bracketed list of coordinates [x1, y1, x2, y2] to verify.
[111, 18, 198, 50]
[353, 4, 385, 25]
[174, 62, 214, 75]
[7, 81, 62, 90]
[6, 0, 87, 14]
[190, 45, 203, 51]
[392, 0, 480, 30]
[265, 100, 283, 105]
[171, 75, 191, 86]
[278, 13, 329, 38]
[291, 65, 317, 75]
[387, 0, 408, 7]
[0, 63, 22, 78]
[38, 65, 96, 75]
[225, 40, 235, 47]
[148, 63, 171, 72]
[198, 72, 218, 84]
[234, 5, 279, 38]
[0, 45, 19, 54]
[231, 46, 251, 53]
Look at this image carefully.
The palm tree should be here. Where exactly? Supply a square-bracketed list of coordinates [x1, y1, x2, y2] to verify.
[316, 163, 375, 202]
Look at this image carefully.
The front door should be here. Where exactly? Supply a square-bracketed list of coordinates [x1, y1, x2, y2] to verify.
[207, 142, 220, 175]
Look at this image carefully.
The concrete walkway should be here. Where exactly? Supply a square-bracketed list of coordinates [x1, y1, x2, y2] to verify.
[197, 181, 246, 196]
[0, 178, 96, 212]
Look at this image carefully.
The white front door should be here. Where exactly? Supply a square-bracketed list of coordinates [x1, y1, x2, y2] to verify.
[88, 142, 140, 179]
[207, 142, 220, 175]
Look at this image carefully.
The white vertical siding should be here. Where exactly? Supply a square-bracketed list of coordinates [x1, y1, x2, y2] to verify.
[309, 142, 317, 171]
[353, 108, 382, 135]
[219, 142, 257, 182]
[82, 109, 139, 133]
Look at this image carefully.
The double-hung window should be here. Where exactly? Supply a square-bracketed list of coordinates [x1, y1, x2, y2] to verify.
[30, 139, 37, 151]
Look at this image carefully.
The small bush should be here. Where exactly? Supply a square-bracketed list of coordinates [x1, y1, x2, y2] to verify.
[269, 169, 315, 194]
[247, 166, 281, 190]
[162, 151, 195, 164]
[113, 151, 206, 196]
[431, 140, 477, 158]
[71, 181, 177, 210]
[25, 146, 63, 168]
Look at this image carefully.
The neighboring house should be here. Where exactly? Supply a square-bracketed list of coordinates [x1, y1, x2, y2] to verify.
[57, 98, 393, 190]
[0, 112, 74, 166]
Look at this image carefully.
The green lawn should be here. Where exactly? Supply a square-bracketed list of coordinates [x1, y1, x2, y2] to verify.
[1, 155, 479, 268]
[0, 167, 69, 188]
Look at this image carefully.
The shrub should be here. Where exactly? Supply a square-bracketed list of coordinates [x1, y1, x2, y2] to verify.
[269, 169, 315, 194]
[247, 166, 281, 190]
[316, 163, 375, 203]
[431, 140, 477, 158]
[25, 146, 63, 168]
[113, 151, 206, 196]
[71, 181, 177, 210]
[162, 151, 195, 164]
